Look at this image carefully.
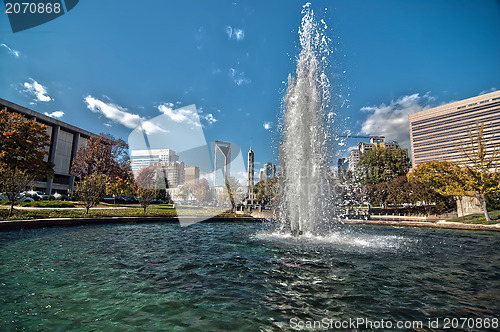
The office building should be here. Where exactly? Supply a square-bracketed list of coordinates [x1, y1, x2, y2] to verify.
[408, 90, 500, 167]
[337, 158, 348, 175]
[130, 149, 178, 172]
[348, 137, 400, 173]
[259, 162, 277, 181]
[0, 98, 93, 194]
[213, 141, 231, 187]
[185, 166, 199, 184]
[131, 148, 185, 187]
[348, 149, 361, 173]
[358, 136, 399, 154]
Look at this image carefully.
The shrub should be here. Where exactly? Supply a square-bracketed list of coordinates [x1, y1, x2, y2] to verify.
[19, 201, 75, 208]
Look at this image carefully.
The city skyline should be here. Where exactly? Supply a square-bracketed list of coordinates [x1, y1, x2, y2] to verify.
[1, 0, 499, 166]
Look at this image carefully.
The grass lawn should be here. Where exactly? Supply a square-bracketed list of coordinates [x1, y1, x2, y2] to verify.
[0, 203, 241, 221]
[448, 210, 500, 225]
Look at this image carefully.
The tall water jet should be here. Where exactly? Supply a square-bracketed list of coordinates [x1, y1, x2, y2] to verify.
[279, 4, 335, 236]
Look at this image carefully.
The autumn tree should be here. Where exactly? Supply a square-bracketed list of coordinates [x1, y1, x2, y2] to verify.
[407, 161, 466, 197]
[134, 167, 159, 213]
[458, 122, 500, 221]
[0, 166, 36, 216]
[356, 148, 411, 185]
[0, 108, 52, 176]
[71, 134, 132, 206]
[106, 175, 134, 204]
[74, 174, 107, 214]
[71, 134, 131, 181]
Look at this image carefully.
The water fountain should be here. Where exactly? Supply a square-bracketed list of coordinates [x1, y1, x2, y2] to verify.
[1, 5, 498, 331]
[279, 3, 336, 236]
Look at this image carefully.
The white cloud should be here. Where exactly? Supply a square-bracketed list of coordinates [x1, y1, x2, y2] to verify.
[44, 111, 64, 119]
[225, 26, 245, 41]
[479, 87, 497, 95]
[229, 68, 251, 86]
[158, 104, 201, 127]
[84, 96, 166, 134]
[203, 113, 217, 125]
[158, 103, 218, 127]
[235, 170, 249, 185]
[23, 79, 52, 102]
[0, 43, 20, 57]
[360, 93, 434, 150]
[263, 122, 272, 130]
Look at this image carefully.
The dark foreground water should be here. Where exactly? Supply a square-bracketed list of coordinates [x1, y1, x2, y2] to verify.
[0, 222, 499, 331]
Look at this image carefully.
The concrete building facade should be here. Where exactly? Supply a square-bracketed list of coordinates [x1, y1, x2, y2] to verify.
[185, 166, 200, 185]
[408, 90, 500, 167]
[1, 98, 93, 194]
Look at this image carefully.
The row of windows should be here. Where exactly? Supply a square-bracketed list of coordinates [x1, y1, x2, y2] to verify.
[413, 139, 500, 155]
[412, 130, 500, 149]
[411, 107, 500, 134]
[411, 100, 500, 127]
[412, 119, 500, 143]
[413, 145, 499, 159]
[131, 155, 160, 160]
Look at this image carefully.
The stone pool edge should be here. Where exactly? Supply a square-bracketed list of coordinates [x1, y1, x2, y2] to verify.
[1, 216, 499, 232]
[345, 219, 500, 232]
[0, 216, 266, 231]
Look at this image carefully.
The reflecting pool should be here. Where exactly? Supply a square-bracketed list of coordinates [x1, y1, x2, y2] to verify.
[1, 222, 499, 331]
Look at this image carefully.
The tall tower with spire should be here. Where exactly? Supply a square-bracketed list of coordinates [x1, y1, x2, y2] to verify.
[247, 147, 254, 188]
[246, 147, 256, 205]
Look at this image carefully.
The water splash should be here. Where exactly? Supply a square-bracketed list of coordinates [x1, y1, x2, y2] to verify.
[279, 4, 335, 235]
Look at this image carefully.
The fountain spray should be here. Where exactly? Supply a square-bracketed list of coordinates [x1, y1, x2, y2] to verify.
[279, 3, 336, 236]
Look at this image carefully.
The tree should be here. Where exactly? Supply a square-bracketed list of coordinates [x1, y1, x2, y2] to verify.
[71, 134, 131, 180]
[217, 176, 240, 209]
[458, 122, 500, 221]
[74, 174, 107, 214]
[0, 166, 36, 216]
[407, 161, 467, 197]
[356, 148, 411, 185]
[0, 108, 52, 176]
[177, 182, 193, 201]
[134, 167, 158, 213]
[255, 177, 279, 204]
[193, 178, 212, 204]
[106, 175, 133, 204]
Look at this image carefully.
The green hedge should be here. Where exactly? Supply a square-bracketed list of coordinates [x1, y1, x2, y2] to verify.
[19, 201, 75, 208]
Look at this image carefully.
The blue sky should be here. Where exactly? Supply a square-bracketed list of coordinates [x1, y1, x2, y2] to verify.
[1, 0, 500, 175]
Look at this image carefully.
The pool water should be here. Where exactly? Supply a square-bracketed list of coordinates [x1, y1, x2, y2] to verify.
[0, 222, 499, 331]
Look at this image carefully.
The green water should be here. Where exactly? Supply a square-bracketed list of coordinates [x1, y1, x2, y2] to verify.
[0, 223, 499, 331]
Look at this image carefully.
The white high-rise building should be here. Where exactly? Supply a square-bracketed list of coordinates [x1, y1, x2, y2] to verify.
[213, 141, 231, 187]
[130, 149, 185, 187]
